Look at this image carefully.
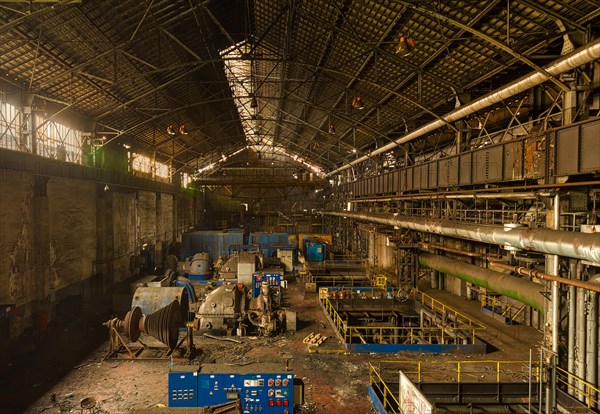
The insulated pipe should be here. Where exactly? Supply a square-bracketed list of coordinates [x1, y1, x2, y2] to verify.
[327, 38, 600, 176]
[488, 261, 600, 293]
[322, 211, 600, 264]
[418, 253, 546, 312]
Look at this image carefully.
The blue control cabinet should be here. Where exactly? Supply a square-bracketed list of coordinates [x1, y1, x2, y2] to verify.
[169, 365, 199, 407]
[169, 362, 294, 413]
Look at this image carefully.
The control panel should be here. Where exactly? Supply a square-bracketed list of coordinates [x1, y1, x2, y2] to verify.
[168, 365, 199, 407]
[169, 362, 294, 413]
[252, 272, 283, 298]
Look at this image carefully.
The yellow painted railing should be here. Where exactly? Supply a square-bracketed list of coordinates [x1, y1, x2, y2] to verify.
[320, 296, 480, 345]
[369, 362, 401, 414]
[413, 289, 486, 331]
[556, 366, 600, 409]
[373, 359, 540, 384]
[480, 292, 527, 323]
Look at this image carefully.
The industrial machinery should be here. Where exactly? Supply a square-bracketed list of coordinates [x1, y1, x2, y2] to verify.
[169, 362, 296, 413]
[304, 239, 326, 262]
[184, 252, 213, 281]
[219, 250, 264, 286]
[103, 300, 183, 359]
[195, 280, 292, 336]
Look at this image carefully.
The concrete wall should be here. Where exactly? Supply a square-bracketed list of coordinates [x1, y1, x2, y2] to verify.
[0, 170, 196, 338]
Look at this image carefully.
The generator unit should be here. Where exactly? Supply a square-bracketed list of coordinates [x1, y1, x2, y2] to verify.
[169, 362, 295, 413]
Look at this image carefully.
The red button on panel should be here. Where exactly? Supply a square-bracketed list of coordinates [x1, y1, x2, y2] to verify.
[282, 379, 289, 386]
[275, 379, 281, 386]
[276, 400, 282, 406]
[283, 399, 289, 406]
[268, 379, 274, 386]
[268, 400, 274, 407]
[283, 410, 289, 414]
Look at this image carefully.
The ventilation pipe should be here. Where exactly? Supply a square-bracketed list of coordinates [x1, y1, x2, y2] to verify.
[322, 211, 600, 264]
[418, 253, 545, 312]
[327, 38, 600, 176]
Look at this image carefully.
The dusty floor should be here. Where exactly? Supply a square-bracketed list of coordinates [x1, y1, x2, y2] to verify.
[1, 277, 542, 414]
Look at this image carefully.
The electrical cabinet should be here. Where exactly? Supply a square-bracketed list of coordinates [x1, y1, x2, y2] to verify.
[169, 362, 294, 413]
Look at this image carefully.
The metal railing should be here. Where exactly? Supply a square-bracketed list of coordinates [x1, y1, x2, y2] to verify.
[556, 366, 600, 409]
[412, 289, 486, 330]
[321, 296, 480, 345]
[369, 362, 401, 414]
[480, 292, 527, 324]
[369, 360, 541, 414]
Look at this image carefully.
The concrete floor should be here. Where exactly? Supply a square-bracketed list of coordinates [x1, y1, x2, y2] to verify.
[2, 277, 542, 414]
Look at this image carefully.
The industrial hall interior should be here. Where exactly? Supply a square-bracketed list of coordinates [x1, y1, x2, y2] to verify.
[0, 0, 599, 413]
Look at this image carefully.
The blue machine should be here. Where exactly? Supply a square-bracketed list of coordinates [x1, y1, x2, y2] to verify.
[304, 240, 326, 262]
[169, 362, 294, 413]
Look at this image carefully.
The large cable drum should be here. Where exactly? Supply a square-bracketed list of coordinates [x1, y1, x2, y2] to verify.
[131, 286, 191, 322]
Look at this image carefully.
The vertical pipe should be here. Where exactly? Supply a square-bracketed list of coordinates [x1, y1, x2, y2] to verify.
[539, 350, 543, 414]
[551, 193, 560, 356]
[529, 348, 532, 413]
[586, 291, 598, 407]
[576, 284, 586, 399]
[567, 260, 577, 396]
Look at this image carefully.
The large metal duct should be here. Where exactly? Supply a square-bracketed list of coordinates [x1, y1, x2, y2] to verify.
[327, 38, 600, 176]
[419, 253, 545, 312]
[322, 211, 600, 264]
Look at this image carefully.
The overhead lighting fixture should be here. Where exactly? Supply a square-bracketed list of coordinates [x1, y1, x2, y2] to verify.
[166, 124, 176, 135]
[351, 97, 365, 110]
[250, 94, 258, 108]
[395, 36, 415, 57]
[179, 125, 189, 135]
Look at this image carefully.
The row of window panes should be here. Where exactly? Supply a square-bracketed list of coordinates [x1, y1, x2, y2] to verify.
[2, 101, 174, 182]
[130, 152, 170, 178]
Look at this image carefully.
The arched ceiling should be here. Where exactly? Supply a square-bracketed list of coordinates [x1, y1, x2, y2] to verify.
[1, 0, 598, 177]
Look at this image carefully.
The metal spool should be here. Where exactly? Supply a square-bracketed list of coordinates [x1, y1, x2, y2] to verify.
[123, 306, 142, 342]
[142, 300, 181, 350]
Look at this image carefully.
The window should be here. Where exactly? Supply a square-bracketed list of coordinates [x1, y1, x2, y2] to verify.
[182, 172, 192, 188]
[0, 101, 25, 151]
[35, 114, 83, 163]
[130, 152, 171, 180]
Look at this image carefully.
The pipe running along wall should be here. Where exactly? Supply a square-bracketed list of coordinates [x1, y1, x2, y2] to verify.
[327, 38, 600, 177]
[322, 211, 600, 264]
[419, 253, 546, 312]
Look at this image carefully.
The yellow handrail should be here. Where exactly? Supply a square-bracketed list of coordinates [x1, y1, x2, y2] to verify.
[373, 360, 540, 384]
[369, 362, 401, 413]
[556, 366, 600, 409]
[320, 296, 479, 345]
[413, 289, 486, 331]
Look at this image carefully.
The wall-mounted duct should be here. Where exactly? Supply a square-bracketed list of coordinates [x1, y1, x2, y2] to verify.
[322, 211, 600, 265]
[327, 38, 600, 176]
[419, 253, 545, 312]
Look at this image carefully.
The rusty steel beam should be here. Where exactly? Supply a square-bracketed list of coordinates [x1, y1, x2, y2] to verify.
[322, 211, 600, 264]
[419, 253, 546, 312]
